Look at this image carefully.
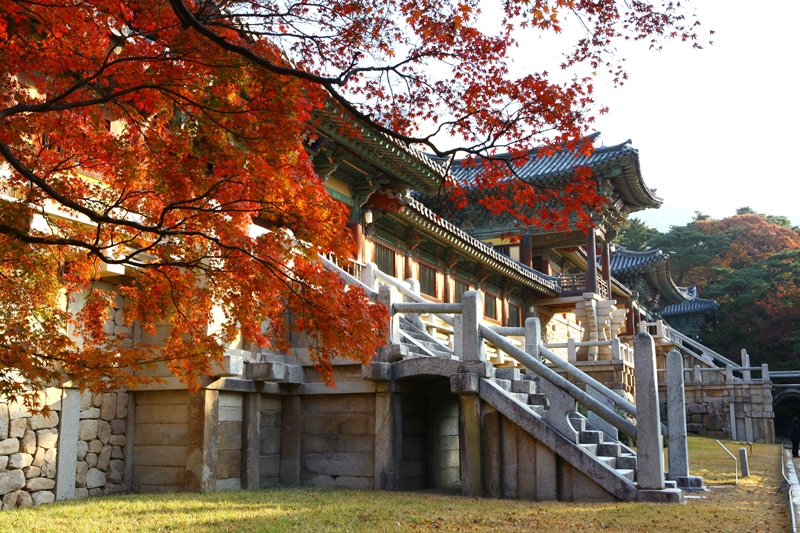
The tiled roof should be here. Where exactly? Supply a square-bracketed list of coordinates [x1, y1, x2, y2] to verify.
[663, 298, 719, 317]
[450, 134, 663, 210]
[396, 197, 562, 295]
[608, 246, 689, 305]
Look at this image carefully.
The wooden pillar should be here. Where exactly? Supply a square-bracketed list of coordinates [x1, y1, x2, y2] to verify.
[444, 270, 452, 302]
[520, 235, 533, 268]
[625, 297, 635, 335]
[347, 222, 365, 262]
[585, 230, 597, 294]
[404, 253, 414, 281]
[601, 241, 611, 298]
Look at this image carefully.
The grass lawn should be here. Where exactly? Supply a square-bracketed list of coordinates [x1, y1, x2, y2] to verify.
[0, 436, 789, 533]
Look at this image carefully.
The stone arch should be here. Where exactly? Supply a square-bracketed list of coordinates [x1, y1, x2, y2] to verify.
[772, 388, 800, 439]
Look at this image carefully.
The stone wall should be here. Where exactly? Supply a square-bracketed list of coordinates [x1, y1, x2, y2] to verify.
[76, 391, 129, 497]
[259, 394, 281, 487]
[131, 391, 188, 492]
[0, 388, 130, 510]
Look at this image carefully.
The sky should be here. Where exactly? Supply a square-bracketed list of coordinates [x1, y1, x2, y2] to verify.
[489, 0, 800, 231]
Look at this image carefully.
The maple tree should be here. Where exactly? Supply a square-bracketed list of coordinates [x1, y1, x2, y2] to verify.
[0, 0, 707, 404]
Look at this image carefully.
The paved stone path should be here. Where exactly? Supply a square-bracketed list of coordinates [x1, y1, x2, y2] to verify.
[786, 450, 800, 531]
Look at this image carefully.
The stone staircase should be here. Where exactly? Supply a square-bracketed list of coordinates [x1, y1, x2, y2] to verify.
[398, 315, 455, 358]
[569, 413, 637, 482]
[485, 369, 640, 485]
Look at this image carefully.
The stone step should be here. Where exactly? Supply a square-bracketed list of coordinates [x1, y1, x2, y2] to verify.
[528, 393, 548, 406]
[616, 469, 635, 482]
[616, 454, 637, 470]
[597, 442, 621, 457]
[511, 380, 536, 394]
[511, 392, 529, 403]
[578, 430, 604, 444]
[528, 405, 544, 416]
[579, 443, 598, 455]
[595, 455, 617, 468]
[568, 414, 587, 432]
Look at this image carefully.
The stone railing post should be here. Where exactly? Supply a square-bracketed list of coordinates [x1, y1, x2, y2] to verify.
[666, 350, 688, 479]
[460, 291, 484, 362]
[741, 349, 751, 383]
[611, 337, 621, 361]
[55, 386, 81, 501]
[693, 365, 702, 384]
[762, 364, 770, 383]
[361, 261, 380, 292]
[524, 317, 540, 361]
[633, 332, 665, 490]
[379, 285, 401, 345]
[725, 364, 734, 383]
[567, 337, 576, 363]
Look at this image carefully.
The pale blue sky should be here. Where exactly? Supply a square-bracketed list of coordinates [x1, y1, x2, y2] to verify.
[474, 0, 800, 231]
[587, 1, 800, 231]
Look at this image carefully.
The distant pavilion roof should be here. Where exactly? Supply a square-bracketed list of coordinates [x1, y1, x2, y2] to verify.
[449, 133, 663, 212]
[608, 246, 689, 306]
[663, 296, 720, 317]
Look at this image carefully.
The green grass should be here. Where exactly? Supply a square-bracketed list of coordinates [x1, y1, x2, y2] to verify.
[0, 436, 790, 533]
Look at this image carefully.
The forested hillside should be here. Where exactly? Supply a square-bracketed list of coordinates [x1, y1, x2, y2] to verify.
[618, 210, 800, 368]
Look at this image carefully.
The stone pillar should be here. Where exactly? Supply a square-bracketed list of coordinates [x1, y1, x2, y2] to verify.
[524, 317, 541, 362]
[362, 262, 379, 292]
[741, 349, 751, 383]
[374, 392, 402, 490]
[633, 332, 665, 490]
[482, 405, 501, 498]
[379, 285, 401, 345]
[739, 447, 749, 477]
[186, 389, 220, 492]
[241, 392, 260, 490]
[279, 395, 302, 485]
[461, 291, 485, 362]
[55, 387, 80, 501]
[666, 350, 689, 480]
[585, 231, 597, 294]
[587, 386, 618, 442]
[459, 394, 482, 497]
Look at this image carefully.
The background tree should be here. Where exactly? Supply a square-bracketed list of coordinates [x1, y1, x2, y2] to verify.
[0, 0, 708, 404]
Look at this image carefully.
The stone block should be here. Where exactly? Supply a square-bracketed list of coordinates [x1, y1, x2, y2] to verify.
[218, 421, 243, 451]
[134, 446, 187, 467]
[495, 368, 521, 381]
[302, 414, 374, 436]
[259, 455, 280, 478]
[511, 380, 536, 394]
[116, 392, 130, 419]
[450, 373, 479, 394]
[244, 362, 285, 381]
[362, 363, 393, 381]
[107, 460, 124, 484]
[88, 439, 102, 453]
[0, 469, 26, 496]
[136, 403, 189, 424]
[133, 424, 188, 446]
[21, 429, 37, 453]
[104, 483, 125, 494]
[86, 452, 98, 468]
[301, 435, 373, 454]
[9, 418, 26, 438]
[8, 404, 28, 420]
[704, 413, 724, 432]
[686, 423, 704, 433]
[76, 440, 88, 461]
[98, 420, 111, 444]
[74, 488, 88, 499]
[281, 365, 304, 384]
[110, 419, 126, 435]
[217, 450, 242, 479]
[0, 456, 7, 472]
[23, 466, 41, 478]
[304, 453, 374, 477]
[0, 438, 20, 455]
[25, 477, 55, 491]
[100, 394, 117, 421]
[302, 395, 374, 414]
[86, 468, 107, 489]
[260, 411, 281, 428]
[98, 445, 112, 470]
[37, 429, 59, 449]
[374, 344, 408, 363]
[92, 392, 103, 408]
[2, 490, 18, 509]
[301, 474, 336, 487]
[80, 408, 100, 420]
[109, 434, 126, 447]
[9, 453, 33, 469]
[0, 404, 8, 440]
[43, 448, 56, 478]
[334, 476, 371, 490]
[111, 446, 124, 459]
[689, 414, 703, 424]
[78, 420, 99, 441]
[88, 488, 103, 497]
[80, 390, 92, 410]
[29, 412, 59, 430]
[75, 461, 88, 488]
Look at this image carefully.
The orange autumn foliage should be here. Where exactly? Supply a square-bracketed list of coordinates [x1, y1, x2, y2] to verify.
[1, 0, 706, 405]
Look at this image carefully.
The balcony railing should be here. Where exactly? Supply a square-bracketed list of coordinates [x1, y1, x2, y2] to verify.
[557, 271, 609, 299]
